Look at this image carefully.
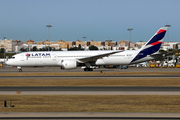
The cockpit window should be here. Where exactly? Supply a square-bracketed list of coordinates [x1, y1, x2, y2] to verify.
[10, 56, 15, 59]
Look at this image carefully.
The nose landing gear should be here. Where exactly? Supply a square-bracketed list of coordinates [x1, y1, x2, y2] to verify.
[19, 69, 22, 72]
[17, 66, 22, 72]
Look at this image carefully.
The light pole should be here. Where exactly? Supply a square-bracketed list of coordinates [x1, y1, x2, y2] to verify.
[46, 24, 52, 51]
[16, 40, 21, 52]
[127, 28, 133, 50]
[165, 24, 171, 66]
[3, 37, 6, 67]
[83, 37, 86, 50]
[3, 48, 6, 67]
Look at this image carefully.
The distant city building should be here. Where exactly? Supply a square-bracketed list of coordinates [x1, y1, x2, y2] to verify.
[161, 42, 178, 51]
[27, 39, 34, 44]
[136, 41, 146, 48]
[0, 39, 16, 52]
[36, 39, 119, 51]
[0, 38, 179, 52]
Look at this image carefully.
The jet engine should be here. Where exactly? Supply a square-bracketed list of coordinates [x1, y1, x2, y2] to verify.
[61, 59, 77, 69]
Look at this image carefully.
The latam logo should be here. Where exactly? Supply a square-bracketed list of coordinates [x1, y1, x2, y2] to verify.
[26, 53, 30, 57]
[26, 53, 51, 58]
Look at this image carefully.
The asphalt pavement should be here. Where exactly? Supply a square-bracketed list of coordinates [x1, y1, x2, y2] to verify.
[1, 67, 180, 119]
[0, 66, 180, 73]
[0, 86, 180, 91]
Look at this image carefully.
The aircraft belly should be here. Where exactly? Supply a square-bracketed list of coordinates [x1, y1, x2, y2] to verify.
[96, 57, 130, 65]
[105, 57, 131, 65]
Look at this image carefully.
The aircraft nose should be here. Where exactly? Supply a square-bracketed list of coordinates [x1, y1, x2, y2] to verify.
[5, 60, 9, 65]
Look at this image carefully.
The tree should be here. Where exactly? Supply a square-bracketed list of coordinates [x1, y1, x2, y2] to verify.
[0, 53, 16, 58]
[78, 44, 81, 50]
[68, 47, 78, 51]
[55, 48, 62, 51]
[168, 49, 173, 52]
[20, 48, 28, 52]
[0, 48, 5, 53]
[89, 45, 98, 50]
[32, 46, 38, 51]
[77, 44, 84, 50]
[175, 44, 179, 50]
[159, 49, 165, 53]
[40, 47, 52, 51]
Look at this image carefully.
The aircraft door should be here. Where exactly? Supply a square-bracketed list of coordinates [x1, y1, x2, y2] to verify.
[20, 54, 25, 61]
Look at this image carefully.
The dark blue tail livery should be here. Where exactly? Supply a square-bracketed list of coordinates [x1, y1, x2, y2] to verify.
[131, 27, 167, 63]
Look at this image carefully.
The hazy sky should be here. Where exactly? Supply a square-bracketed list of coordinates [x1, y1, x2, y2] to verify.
[0, 0, 179, 42]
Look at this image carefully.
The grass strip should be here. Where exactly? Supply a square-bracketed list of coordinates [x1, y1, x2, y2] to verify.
[0, 72, 180, 76]
[0, 78, 180, 86]
[1, 95, 180, 112]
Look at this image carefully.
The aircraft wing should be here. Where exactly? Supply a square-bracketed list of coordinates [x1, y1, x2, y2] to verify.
[77, 50, 123, 63]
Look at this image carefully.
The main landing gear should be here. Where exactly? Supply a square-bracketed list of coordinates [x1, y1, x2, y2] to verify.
[84, 68, 93, 71]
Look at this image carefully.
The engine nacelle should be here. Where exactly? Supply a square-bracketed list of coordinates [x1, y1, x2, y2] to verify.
[61, 59, 77, 69]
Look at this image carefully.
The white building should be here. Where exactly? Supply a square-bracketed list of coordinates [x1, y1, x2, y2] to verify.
[161, 42, 178, 51]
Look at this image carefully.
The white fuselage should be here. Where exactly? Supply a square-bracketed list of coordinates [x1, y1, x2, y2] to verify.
[6, 50, 155, 67]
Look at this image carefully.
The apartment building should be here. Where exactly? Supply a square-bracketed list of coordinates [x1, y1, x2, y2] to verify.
[0, 39, 16, 52]
[35, 39, 119, 51]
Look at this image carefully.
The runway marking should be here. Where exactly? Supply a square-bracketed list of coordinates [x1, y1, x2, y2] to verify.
[0, 86, 180, 91]
[1, 91, 180, 95]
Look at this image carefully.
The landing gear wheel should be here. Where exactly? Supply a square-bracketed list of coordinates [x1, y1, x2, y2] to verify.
[19, 69, 22, 72]
[84, 68, 93, 71]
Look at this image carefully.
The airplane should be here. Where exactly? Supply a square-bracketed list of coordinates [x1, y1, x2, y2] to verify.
[6, 27, 167, 72]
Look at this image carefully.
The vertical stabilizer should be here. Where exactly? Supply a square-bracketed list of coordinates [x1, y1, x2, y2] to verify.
[131, 27, 167, 62]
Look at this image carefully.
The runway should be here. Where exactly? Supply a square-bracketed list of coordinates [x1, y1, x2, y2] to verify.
[0, 112, 180, 119]
[0, 86, 180, 91]
[1, 66, 180, 73]
[1, 67, 180, 119]
[1, 75, 180, 79]
[1, 91, 180, 95]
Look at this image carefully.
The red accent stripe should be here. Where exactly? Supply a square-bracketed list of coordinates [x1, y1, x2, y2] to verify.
[157, 29, 166, 34]
[150, 41, 162, 46]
